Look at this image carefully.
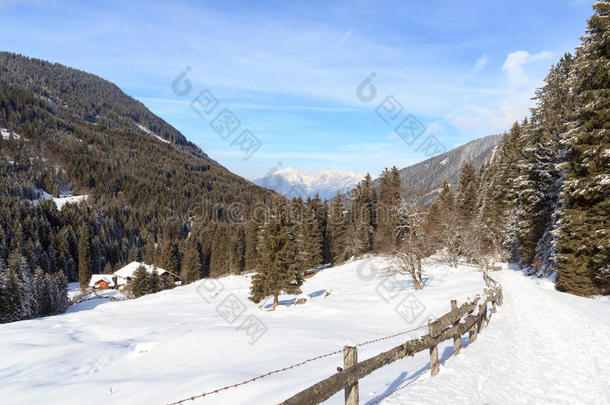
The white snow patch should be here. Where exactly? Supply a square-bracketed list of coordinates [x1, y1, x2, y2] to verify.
[137, 124, 170, 144]
[1, 128, 20, 140]
[67, 282, 82, 301]
[34, 189, 88, 209]
[53, 194, 88, 210]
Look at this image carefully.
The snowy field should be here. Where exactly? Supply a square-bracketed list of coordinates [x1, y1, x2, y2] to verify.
[1, 257, 609, 404]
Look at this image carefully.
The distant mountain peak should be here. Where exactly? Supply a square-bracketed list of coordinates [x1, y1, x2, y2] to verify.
[253, 167, 364, 200]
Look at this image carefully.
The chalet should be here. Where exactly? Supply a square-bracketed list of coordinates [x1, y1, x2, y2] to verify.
[112, 261, 180, 287]
[88, 274, 117, 290]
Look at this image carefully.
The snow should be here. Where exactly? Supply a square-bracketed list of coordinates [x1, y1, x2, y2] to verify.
[439, 158, 448, 166]
[113, 261, 170, 286]
[137, 124, 170, 144]
[0, 258, 608, 404]
[33, 189, 88, 209]
[1, 128, 20, 140]
[252, 167, 364, 199]
[67, 289, 126, 314]
[89, 274, 116, 288]
[393, 265, 610, 404]
[67, 282, 82, 301]
[53, 194, 88, 210]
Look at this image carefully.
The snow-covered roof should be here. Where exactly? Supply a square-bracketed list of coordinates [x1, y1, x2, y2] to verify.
[89, 274, 115, 287]
[113, 262, 168, 279]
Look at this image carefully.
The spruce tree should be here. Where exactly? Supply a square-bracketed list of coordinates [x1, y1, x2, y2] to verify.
[376, 166, 401, 247]
[231, 225, 246, 274]
[78, 224, 90, 290]
[132, 265, 150, 298]
[250, 196, 303, 309]
[555, 1, 610, 295]
[245, 217, 259, 270]
[159, 240, 180, 276]
[328, 193, 348, 263]
[351, 173, 376, 253]
[299, 196, 324, 270]
[456, 162, 478, 223]
[432, 180, 462, 267]
[148, 269, 163, 293]
[181, 235, 202, 283]
[515, 55, 574, 268]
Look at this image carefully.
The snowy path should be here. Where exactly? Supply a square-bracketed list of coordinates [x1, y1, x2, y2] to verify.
[388, 267, 610, 404]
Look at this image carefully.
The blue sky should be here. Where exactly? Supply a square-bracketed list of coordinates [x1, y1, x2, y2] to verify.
[0, 0, 594, 178]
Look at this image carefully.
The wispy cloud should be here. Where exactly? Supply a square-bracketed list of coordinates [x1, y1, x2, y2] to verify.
[471, 54, 488, 73]
[448, 49, 553, 134]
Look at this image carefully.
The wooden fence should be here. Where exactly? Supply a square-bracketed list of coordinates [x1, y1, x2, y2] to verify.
[281, 274, 503, 405]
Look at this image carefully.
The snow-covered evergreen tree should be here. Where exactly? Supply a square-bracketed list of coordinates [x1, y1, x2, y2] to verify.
[515, 55, 574, 271]
[554, 0, 610, 295]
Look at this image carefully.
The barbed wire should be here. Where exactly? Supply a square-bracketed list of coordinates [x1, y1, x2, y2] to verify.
[166, 323, 429, 405]
[355, 324, 428, 348]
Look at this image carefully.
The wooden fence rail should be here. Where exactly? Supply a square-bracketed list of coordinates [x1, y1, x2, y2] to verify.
[281, 275, 503, 405]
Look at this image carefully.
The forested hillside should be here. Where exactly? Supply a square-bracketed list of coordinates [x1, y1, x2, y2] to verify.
[392, 134, 500, 206]
[0, 53, 275, 322]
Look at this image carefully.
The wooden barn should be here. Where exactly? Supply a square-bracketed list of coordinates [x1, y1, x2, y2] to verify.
[88, 274, 117, 290]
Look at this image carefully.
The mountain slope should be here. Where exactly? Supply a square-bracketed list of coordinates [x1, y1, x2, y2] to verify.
[0, 52, 203, 157]
[0, 52, 274, 302]
[0, 52, 273, 214]
[253, 167, 363, 199]
[395, 134, 501, 203]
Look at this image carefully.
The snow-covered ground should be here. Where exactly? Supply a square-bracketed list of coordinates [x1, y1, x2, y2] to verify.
[52, 194, 88, 210]
[137, 124, 170, 144]
[0, 257, 608, 404]
[1, 128, 20, 140]
[33, 188, 88, 210]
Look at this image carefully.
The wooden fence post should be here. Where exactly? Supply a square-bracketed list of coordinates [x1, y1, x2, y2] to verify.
[343, 345, 358, 405]
[428, 320, 439, 376]
[450, 299, 461, 355]
[469, 322, 477, 343]
[479, 303, 487, 330]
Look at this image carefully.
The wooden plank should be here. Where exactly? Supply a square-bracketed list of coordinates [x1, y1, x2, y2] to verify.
[343, 345, 358, 405]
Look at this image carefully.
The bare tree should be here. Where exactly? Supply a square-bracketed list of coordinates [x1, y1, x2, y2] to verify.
[391, 193, 428, 290]
[463, 222, 502, 271]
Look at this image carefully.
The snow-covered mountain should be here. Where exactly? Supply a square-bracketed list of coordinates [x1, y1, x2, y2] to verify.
[252, 167, 363, 200]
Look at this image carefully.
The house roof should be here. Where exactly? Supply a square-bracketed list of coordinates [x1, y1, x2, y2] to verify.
[89, 274, 115, 287]
[113, 261, 170, 279]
